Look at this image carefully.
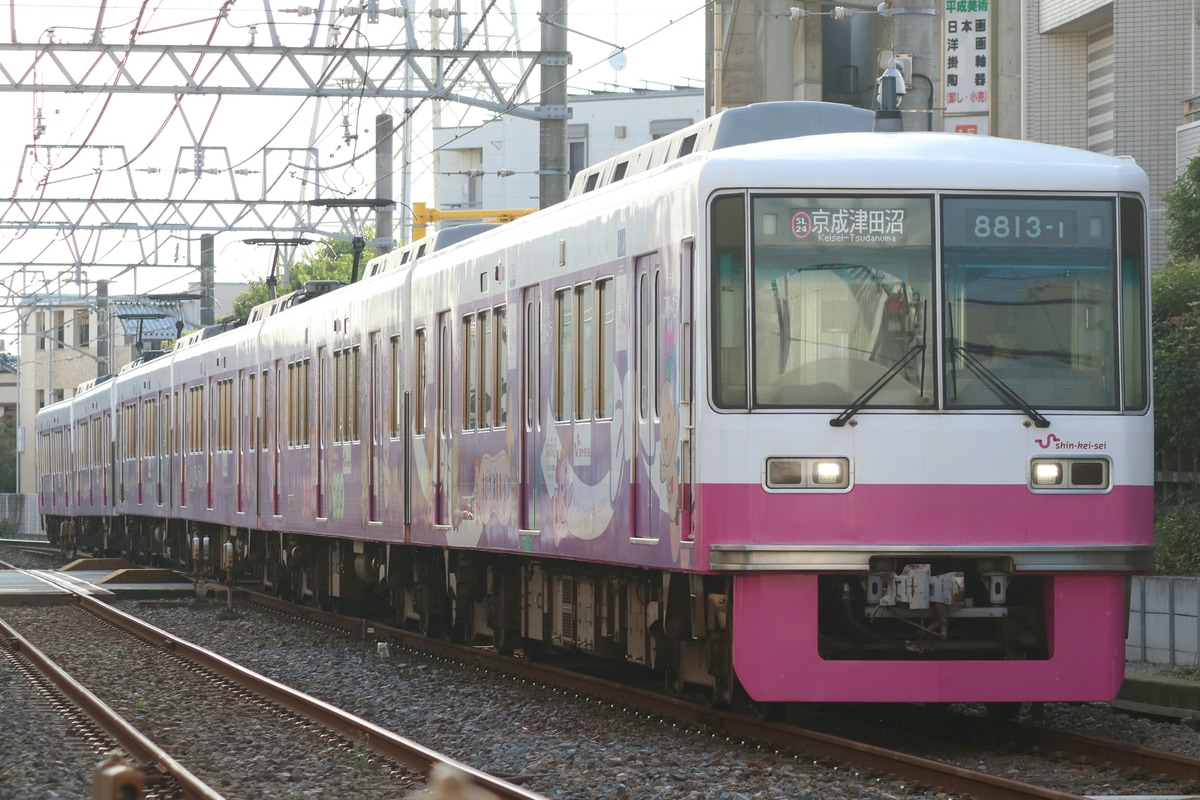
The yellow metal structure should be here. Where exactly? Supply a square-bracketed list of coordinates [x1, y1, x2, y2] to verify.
[411, 202, 536, 240]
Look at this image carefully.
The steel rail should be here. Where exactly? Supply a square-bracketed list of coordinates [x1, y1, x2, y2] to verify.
[238, 588, 1087, 800]
[0, 615, 225, 800]
[927, 708, 1200, 784]
[76, 592, 548, 800]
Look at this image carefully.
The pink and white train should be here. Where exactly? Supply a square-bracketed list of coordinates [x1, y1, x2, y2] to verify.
[37, 101, 1153, 709]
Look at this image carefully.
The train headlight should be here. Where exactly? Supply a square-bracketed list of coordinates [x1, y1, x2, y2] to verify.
[765, 457, 850, 490]
[1032, 461, 1062, 486]
[813, 459, 847, 486]
[1030, 458, 1110, 490]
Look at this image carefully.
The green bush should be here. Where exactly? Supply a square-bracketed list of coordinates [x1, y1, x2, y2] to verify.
[1152, 261, 1200, 452]
[1154, 495, 1200, 575]
[0, 520, 16, 540]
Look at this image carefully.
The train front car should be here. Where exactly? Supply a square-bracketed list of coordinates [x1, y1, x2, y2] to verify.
[697, 132, 1153, 706]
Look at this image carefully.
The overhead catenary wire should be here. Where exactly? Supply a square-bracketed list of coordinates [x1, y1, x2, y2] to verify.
[0, 1, 706, 336]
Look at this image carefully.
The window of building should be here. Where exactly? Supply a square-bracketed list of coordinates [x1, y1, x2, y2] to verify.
[74, 309, 89, 348]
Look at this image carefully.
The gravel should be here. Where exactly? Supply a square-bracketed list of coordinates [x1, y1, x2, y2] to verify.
[4, 543, 1200, 799]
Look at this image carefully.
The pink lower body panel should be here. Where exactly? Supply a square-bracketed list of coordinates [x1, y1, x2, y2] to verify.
[733, 572, 1127, 704]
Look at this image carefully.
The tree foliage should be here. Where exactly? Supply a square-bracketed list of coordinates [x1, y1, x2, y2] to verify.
[1165, 158, 1200, 263]
[1152, 157, 1200, 575]
[1154, 158, 1200, 453]
[0, 423, 16, 494]
[1153, 263, 1200, 451]
[226, 236, 366, 321]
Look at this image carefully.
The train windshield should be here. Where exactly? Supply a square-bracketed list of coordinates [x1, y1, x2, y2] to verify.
[942, 197, 1118, 410]
[712, 194, 935, 409]
[711, 193, 1137, 413]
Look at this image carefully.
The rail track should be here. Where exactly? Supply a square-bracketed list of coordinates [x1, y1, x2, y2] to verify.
[5, 548, 1200, 800]
[0, 578, 548, 800]
[237, 586, 1200, 800]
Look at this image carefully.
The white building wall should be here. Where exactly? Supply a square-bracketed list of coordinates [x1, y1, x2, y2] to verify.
[1027, 0, 1200, 268]
[1177, 120, 1200, 173]
[433, 90, 705, 217]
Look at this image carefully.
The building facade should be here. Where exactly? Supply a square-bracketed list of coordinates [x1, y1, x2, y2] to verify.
[709, 0, 1199, 268]
[1025, 0, 1200, 268]
[14, 293, 187, 493]
[433, 88, 706, 214]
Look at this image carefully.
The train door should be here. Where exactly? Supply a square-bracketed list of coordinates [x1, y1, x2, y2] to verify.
[236, 372, 245, 514]
[75, 420, 84, 508]
[632, 253, 664, 541]
[177, 391, 187, 508]
[369, 332, 382, 523]
[273, 361, 282, 516]
[142, 397, 153, 506]
[317, 347, 327, 519]
[248, 372, 258, 520]
[435, 312, 451, 526]
[156, 393, 165, 506]
[679, 241, 695, 543]
[206, 377, 215, 510]
[255, 367, 268, 519]
[520, 287, 540, 531]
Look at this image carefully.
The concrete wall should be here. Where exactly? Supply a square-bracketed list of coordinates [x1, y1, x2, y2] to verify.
[0, 494, 41, 538]
[1128, 575, 1200, 666]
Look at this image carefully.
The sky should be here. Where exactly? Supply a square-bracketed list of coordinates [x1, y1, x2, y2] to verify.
[0, 0, 707, 348]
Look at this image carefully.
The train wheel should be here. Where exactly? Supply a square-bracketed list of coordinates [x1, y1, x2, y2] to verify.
[984, 702, 1022, 722]
[493, 626, 518, 656]
[520, 637, 547, 662]
[754, 700, 788, 722]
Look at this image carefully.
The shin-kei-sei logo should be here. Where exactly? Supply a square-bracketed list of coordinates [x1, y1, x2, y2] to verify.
[1035, 433, 1108, 452]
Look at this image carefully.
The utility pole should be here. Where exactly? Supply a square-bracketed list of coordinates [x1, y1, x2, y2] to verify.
[96, 280, 109, 379]
[539, 0, 569, 208]
[890, 0, 939, 132]
[375, 113, 394, 257]
[200, 235, 215, 327]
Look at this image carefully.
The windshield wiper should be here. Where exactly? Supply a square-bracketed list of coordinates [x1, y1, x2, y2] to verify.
[953, 345, 1050, 429]
[830, 343, 926, 428]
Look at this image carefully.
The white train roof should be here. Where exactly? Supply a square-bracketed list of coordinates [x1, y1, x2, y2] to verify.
[699, 130, 1149, 195]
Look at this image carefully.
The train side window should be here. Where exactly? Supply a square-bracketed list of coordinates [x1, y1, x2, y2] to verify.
[139, 401, 149, 458]
[260, 370, 269, 448]
[480, 309, 492, 429]
[554, 288, 574, 422]
[247, 374, 256, 451]
[575, 283, 594, 420]
[128, 403, 138, 461]
[1121, 196, 1148, 410]
[391, 335, 403, 438]
[597, 278, 614, 419]
[440, 318, 450, 437]
[654, 270, 662, 420]
[710, 194, 748, 408]
[287, 363, 297, 447]
[414, 328, 427, 435]
[524, 298, 540, 431]
[284, 364, 306, 448]
[188, 386, 204, 453]
[463, 314, 477, 430]
[216, 380, 232, 452]
[350, 347, 361, 441]
[334, 351, 343, 442]
[495, 306, 507, 427]
[638, 272, 651, 420]
[163, 394, 171, 458]
[305, 359, 312, 445]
